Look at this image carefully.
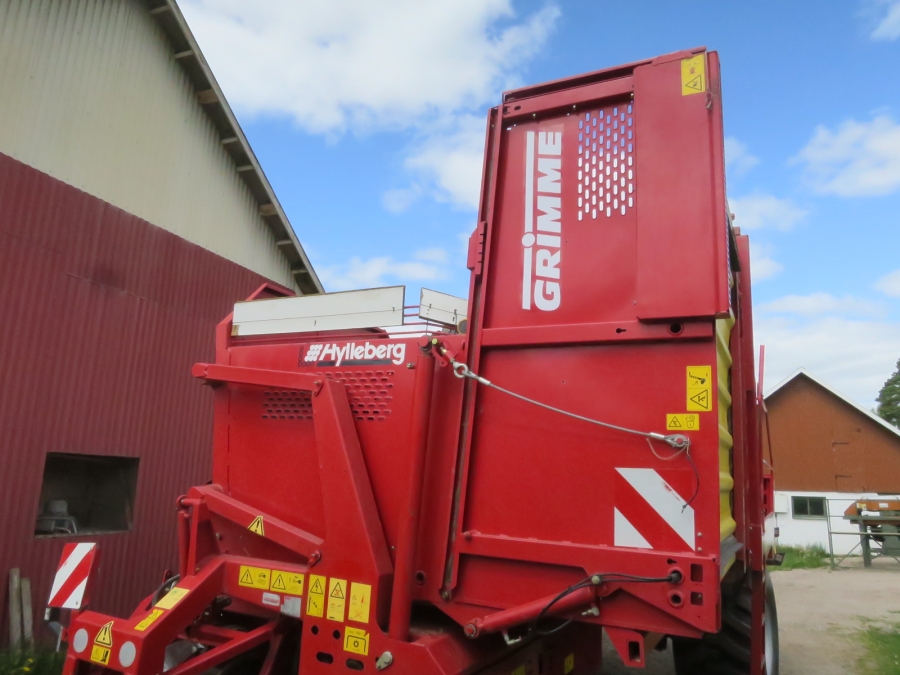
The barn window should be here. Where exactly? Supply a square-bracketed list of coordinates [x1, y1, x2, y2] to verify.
[791, 496, 826, 519]
[34, 453, 139, 537]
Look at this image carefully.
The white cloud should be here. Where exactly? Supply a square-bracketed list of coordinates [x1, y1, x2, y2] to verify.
[872, 0, 900, 40]
[875, 269, 900, 297]
[414, 248, 449, 263]
[317, 248, 451, 291]
[792, 115, 900, 196]
[180, 0, 559, 134]
[404, 114, 487, 209]
[748, 242, 782, 281]
[757, 314, 900, 408]
[382, 185, 422, 214]
[181, 1, 559, 212]
[724, 137, 760, 176]
[728, 193, 807, 231]
[759, 292, 886, 318]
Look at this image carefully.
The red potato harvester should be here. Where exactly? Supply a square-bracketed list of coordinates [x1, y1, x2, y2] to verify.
[49, 47, 779, 675]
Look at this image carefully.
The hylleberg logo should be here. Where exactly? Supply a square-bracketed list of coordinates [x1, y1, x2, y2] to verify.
[304, 342, 406, 367]
[522, 130, 562, 311]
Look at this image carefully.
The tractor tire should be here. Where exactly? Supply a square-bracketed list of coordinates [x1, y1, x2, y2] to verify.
[672, 572, 779, 675]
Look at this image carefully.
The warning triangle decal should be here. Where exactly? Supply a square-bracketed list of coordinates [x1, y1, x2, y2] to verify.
[685, 75, 702, 91]
[668, 417, 682, 428]
[310, 579, 324, 594]
[240, 570, 253, 585]
[330, 582, 345, 599]
[248, 516, 265, 536]
[690, 391, 710, 409]
[272, 574, 286, 591]
[95, 621, 114, 647]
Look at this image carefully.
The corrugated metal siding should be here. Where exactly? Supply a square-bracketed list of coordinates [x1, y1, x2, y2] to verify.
[0, 0, 297, 290]
[0, 151, 275, 643]
[766, 375, 900, 492]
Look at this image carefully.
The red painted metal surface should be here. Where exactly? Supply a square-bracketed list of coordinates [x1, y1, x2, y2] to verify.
[0, 150, 286, 643]
[55, 48, 771, 674]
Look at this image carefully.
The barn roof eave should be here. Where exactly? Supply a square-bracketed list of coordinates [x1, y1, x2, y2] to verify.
[765, 368, 900, 441]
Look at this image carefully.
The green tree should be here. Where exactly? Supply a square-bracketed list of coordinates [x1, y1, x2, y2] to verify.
[876, 359, 900, 427]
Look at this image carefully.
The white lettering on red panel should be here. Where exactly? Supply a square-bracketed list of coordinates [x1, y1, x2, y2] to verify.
[303, 342, 406, 367]
[521, 131, 562, 311]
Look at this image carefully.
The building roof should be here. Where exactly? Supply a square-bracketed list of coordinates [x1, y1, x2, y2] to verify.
[144, 0, 323, 295]
[766, 368, 900, 441]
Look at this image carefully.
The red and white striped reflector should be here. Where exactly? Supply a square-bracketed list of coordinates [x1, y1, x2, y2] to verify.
[613, 468, 696, 551]
[47, 543, 97, 609]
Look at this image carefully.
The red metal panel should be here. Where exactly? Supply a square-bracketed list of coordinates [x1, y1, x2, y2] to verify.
[0, 151, 284, 644]
[633, 51, 730, 320]
[446, 48, 736, 638]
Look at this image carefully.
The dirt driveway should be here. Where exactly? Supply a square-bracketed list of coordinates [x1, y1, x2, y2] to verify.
[601, 559, 900, 674]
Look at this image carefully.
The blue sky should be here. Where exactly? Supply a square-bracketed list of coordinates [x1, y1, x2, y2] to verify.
[181, 0, 900, 406]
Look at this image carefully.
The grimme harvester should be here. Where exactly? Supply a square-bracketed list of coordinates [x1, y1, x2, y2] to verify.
[51, 48, 779, 675]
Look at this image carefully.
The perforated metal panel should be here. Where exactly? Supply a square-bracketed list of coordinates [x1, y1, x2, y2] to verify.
[577, 105, 635, 220]
[324, 371, 395, 422]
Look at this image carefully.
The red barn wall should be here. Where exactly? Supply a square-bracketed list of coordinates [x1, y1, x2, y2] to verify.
[765, 375, 900, 493]
[0, 151, 283, 642]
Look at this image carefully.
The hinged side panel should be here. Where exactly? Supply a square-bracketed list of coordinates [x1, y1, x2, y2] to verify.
[633, 52, 730, 320]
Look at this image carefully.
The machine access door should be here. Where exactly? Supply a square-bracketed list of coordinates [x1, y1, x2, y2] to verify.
[448, 50, 731, 636]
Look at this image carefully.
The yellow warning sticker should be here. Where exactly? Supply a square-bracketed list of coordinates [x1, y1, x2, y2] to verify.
[681, 55, 706, 96]
[348, 582, 372, 624]
[307, 574, 326, 618]
[238, 565, 272, 591]
[564, 653, 575, 674]
[134, 608, 164, 632]
[94, 621, 114, 647]
[90, 645, 111, 665]
[666, 413, 700, 431]
[271, 570, 305, 596]
[155, 587, 190, 610]
[686, 365, 712, 412]
[248, 515, 265, 536]
[327, 578, 347, 622]
[343, 626, 370, 656]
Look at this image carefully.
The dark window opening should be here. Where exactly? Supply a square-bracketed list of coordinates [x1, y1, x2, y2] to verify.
[791, 496, 826, 519]
[35, 453, 139, 537]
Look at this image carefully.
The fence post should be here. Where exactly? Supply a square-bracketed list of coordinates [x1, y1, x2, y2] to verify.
[8, 568, 22, 649]
[21, 577, 34, 647]
[826, 499, 836, 569]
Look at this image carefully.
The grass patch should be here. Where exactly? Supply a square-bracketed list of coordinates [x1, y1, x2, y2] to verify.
[860, 623, 900, 675]
[0, 648, 64, 675]
[770, 544, 828, 570]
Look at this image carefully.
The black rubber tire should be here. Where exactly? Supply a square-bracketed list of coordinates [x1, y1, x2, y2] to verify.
[672, 572, 779, 675]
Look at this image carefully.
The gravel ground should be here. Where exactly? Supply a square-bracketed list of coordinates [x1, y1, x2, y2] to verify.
[601, 558, 900, 674]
